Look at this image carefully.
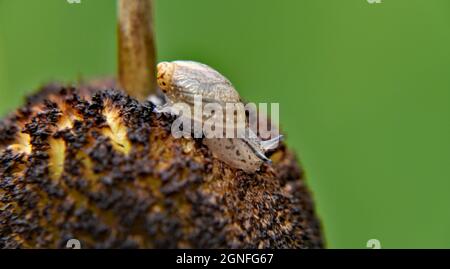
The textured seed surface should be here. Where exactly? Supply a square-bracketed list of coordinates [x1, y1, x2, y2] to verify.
[0, 83, 323, 249]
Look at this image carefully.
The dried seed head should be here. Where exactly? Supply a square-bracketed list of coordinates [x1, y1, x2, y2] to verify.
[0, 84, 323, 249]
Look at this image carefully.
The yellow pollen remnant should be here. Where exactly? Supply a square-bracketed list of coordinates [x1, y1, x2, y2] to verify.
[102, 107, 131, 155]
[48, 137, 66, 180]
[58, 110, 81, 130]
[8, 132, 32, 155]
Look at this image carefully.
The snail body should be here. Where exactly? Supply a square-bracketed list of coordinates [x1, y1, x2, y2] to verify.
[156, 61, 282, 173]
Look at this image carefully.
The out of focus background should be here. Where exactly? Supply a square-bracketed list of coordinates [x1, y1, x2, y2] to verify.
[1, 0, 450, 248]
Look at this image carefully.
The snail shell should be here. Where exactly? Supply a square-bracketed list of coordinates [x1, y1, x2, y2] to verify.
[157, 61, 241, 104]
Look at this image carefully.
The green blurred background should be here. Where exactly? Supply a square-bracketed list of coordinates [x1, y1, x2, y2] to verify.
[1, 0, 450, 248]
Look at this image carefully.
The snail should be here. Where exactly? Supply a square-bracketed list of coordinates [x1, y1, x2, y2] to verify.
[156, 60, 282, 172]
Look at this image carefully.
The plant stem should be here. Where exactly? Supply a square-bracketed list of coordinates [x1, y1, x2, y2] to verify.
[118, 0, 156, 100]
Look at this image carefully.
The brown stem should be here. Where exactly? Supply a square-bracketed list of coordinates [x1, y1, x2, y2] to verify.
[118, 0, 156, 100]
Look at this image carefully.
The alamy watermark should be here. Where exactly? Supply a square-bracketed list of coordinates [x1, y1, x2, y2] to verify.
[163, 96, 280, 143]
[366, 239, 382, 249]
